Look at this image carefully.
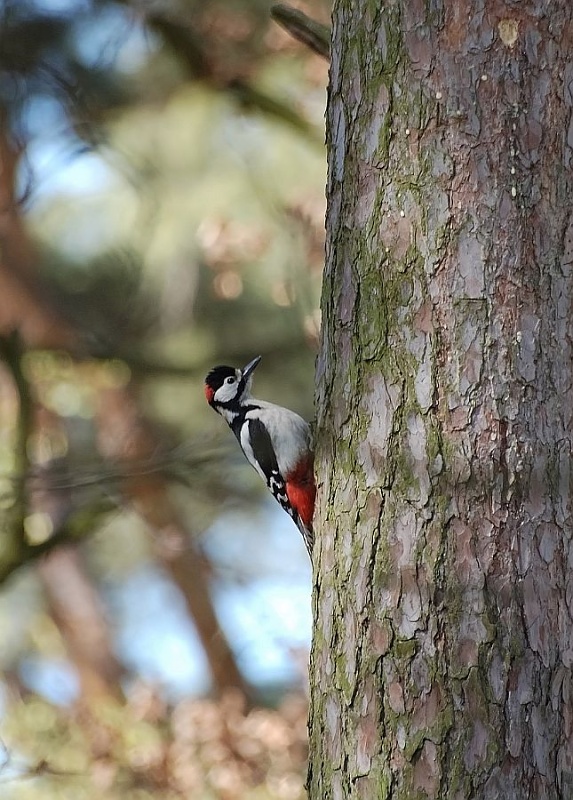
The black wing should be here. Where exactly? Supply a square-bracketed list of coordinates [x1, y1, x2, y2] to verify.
[247, 417, 296, 520]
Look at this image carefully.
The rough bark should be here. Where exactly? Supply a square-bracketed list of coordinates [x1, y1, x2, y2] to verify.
[309, 2, 573, 798]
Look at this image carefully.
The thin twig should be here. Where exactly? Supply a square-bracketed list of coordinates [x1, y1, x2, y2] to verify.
[271, 4, 331, 60]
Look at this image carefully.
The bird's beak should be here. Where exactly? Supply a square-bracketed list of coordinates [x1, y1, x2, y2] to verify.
[242, 355, 262, 381]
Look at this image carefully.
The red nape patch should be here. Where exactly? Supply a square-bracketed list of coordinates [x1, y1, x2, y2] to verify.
[204, 385, 215, 403]
[286, 458, 316, 528]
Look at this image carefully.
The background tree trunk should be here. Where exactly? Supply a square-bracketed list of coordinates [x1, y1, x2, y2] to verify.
[309, 2, 573, 798]
[0, 114, 248, 700]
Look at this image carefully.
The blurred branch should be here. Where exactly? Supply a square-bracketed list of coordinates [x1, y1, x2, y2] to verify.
[0, 118, 79, 350]
[114, 334, 314, 379]
[38, 545, 126, 700]
[96, 383, 255, 700]
[227, 79, 318, 138]
[0, 496, 114, 586]
[23, 438, 240, 496]
[0, 167, 250, 707]
[0, 331, 34, 580]
[0, 434, 256, 583]
[0, 331, 31, 530]
[143, 9, 321, 142]
[271, 4, 331, 60]
[0, 6, 313, 699]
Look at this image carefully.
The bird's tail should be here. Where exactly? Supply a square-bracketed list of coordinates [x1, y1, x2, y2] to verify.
[297, 518, 314, 557]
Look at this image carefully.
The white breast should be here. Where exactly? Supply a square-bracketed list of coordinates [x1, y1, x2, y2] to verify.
[242, 400, 311, 477]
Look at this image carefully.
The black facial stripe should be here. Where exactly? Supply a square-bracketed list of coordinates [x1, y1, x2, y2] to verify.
[236, 372, 250, 399]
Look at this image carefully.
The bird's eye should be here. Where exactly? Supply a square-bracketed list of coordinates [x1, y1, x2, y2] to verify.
[226, 377, 236, 385]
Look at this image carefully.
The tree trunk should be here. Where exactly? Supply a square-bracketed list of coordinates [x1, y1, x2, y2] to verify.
[309, 2, 573, 798]
[38, 547, 126, 702]
[95, 384, 252, 699]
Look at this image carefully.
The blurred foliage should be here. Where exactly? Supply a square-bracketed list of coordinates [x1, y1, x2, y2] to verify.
[1, 687, 308, 799]
[0, 0, 329, 795]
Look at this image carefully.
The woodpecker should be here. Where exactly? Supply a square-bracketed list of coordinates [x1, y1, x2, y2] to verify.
[204, 356, 315, 555]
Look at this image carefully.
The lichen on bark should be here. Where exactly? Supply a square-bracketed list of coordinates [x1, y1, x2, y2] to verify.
[309, 1, 573, 798]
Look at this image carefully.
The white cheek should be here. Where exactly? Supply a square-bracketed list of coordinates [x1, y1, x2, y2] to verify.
[215, 382, 238, 403]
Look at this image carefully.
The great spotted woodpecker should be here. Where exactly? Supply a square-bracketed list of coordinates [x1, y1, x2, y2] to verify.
[204, 356, 315, 555]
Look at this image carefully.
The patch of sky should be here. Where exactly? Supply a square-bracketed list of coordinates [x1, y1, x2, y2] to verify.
[6, 507, 311, 706]
[30, 0, 90, 13]
[23, 135, 115, 200]
[71, 3, 156, 74]
[207, 503, 312, 686]
[21, 96, 66, 140]
[206, 501, 312, 580]
[214, 579, 311, 686]
[18, 1, 156, 204]
[19, 657, 80, 706]
[110, 566, 211, 699]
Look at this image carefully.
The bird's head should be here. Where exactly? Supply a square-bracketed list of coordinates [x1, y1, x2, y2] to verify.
[204, 355, 261, 410]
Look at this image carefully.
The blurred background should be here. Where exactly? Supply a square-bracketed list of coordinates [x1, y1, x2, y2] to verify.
[0, 0, 328, 797]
